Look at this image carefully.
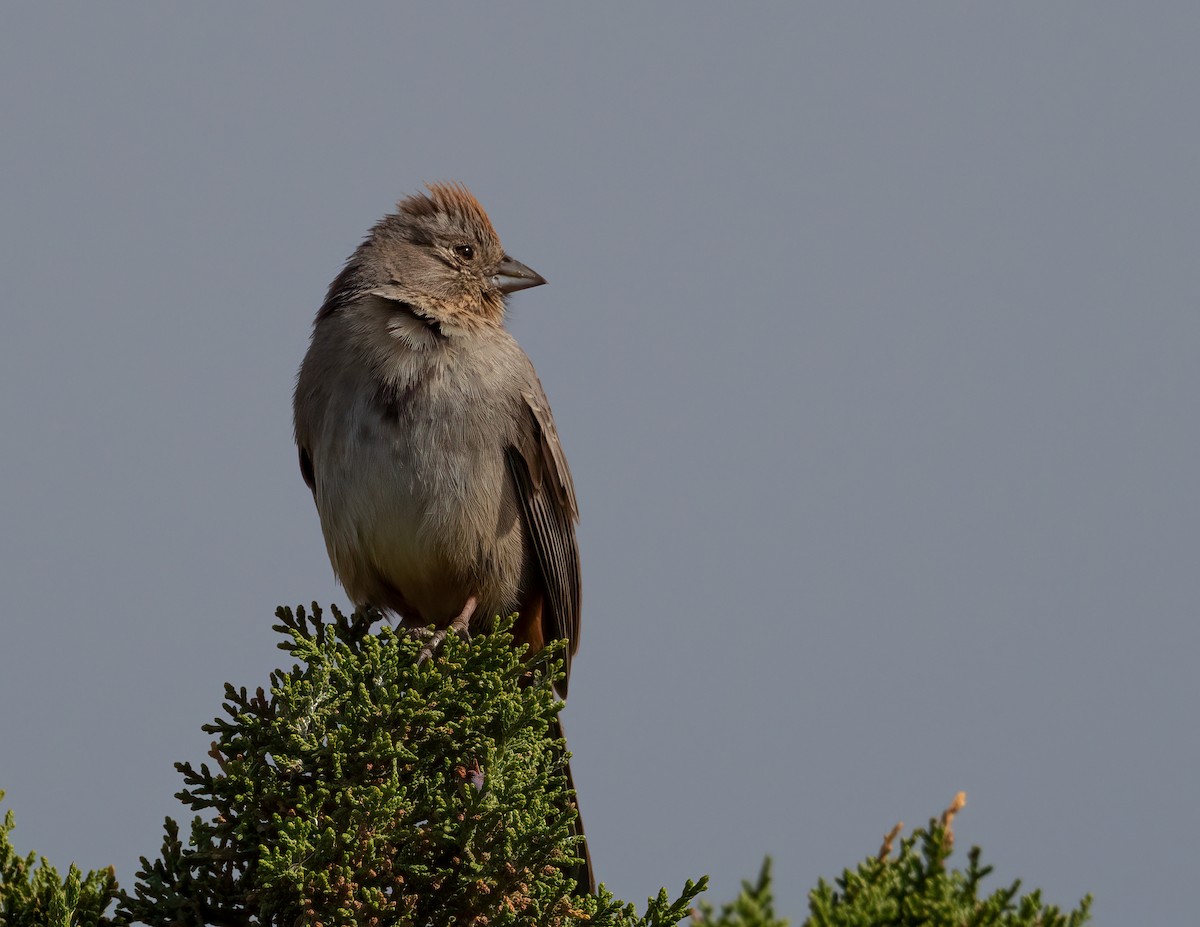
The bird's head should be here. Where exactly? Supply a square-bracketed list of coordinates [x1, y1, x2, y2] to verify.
[322, 183, 545, 336]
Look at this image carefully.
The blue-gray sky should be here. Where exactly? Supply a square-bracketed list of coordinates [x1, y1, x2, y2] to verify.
[2, 6, 1196, 924]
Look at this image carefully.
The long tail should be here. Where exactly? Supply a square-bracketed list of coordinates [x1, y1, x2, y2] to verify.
[550, 716, 595, 894]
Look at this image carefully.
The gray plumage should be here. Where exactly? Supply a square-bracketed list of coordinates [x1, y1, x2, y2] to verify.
[293, 182, 581, 692]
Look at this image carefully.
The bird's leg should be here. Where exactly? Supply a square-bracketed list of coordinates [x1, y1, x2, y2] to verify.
[416, 595, 477, 665]
[350, 604, 388, 634]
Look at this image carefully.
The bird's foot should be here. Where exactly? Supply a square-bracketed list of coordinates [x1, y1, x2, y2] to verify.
[415, 596, 477, 665]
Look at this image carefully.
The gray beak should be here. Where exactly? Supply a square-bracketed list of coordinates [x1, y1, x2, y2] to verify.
[493, 255, 547, 294]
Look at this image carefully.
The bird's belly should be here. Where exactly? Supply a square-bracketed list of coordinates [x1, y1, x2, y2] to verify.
[316, 409, 525, 626]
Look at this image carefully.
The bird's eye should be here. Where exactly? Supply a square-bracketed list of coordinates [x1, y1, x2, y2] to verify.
[453, 244, 475, 261]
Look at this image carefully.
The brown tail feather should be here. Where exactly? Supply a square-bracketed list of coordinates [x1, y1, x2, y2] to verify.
[550, 716, 594, 894]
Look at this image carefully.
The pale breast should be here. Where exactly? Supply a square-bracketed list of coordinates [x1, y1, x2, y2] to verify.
[311, 334, 530, 626]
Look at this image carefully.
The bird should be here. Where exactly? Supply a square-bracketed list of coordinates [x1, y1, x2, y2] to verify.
[293, 182, 591, 892]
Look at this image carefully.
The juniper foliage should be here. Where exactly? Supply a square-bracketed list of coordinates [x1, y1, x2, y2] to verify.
[802, 810, 1092, 927]
[692, 824, 1091, 927]
[1, 603, 1093, 927]
[118, 605, 704, 926]
[0, 793, 118, 927]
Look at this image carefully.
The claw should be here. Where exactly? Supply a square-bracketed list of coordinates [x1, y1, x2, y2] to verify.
[415, 596, 477, 664]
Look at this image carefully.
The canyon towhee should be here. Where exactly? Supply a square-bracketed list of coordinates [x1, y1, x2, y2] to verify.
[293, 183, 591, 892]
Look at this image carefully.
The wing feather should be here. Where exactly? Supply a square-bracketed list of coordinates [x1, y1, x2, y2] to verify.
[506, 388, 581, 688]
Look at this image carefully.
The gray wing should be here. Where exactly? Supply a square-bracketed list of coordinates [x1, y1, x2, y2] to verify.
[506, 387, 581, 661]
